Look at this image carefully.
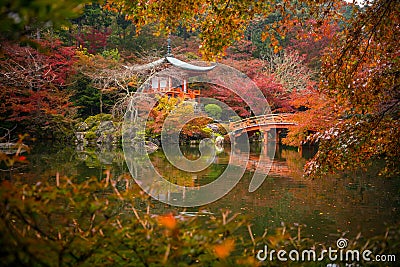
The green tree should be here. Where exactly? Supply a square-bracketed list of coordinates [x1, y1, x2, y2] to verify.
[68, 74, 102, 118]
[205, 104, 222, 120]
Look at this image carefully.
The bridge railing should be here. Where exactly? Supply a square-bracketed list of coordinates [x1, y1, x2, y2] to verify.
[229, 113, 295, 132]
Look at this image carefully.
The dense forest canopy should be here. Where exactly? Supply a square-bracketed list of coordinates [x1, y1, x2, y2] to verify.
[0, 0, 398, 177]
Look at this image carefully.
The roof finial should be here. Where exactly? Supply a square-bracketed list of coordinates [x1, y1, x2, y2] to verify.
[166, 34, 173, 57]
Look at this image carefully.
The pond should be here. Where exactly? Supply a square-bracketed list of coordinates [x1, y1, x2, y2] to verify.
[3, 142, 399, 243]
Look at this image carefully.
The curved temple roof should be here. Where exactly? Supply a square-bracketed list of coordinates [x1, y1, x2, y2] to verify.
[165, 56, 216, 72]
[125, 56, 216, 72]
[125, 58, 165, 72]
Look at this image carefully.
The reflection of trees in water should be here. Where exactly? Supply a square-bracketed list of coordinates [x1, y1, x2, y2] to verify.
[147, 148, 229, 187]
[1, 144, 130, 184]
[148, 151, 196, 187]
[1, 145, 80, 182]
[6, 143, 400, 241]
[280, 149, 307, 179]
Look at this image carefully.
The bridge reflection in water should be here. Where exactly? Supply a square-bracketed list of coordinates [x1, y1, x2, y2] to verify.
[228, 144, 292, 177]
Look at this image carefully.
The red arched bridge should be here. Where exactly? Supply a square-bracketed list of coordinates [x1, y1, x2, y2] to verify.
[228, 113, 297, 142]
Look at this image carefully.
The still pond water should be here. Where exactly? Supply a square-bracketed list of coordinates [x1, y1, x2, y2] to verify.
[6, 142, 400, 243]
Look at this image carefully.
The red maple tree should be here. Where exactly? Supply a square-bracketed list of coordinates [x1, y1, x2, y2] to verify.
[0, 39, 77, 138]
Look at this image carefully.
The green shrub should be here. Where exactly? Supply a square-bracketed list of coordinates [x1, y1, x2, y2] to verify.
[205, 104, 222, 120]
[84, 114, 113, 129]
[101, 48, 120, 61]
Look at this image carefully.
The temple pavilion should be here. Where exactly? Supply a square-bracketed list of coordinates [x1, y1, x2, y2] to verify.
[128, 37, 216, 100]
